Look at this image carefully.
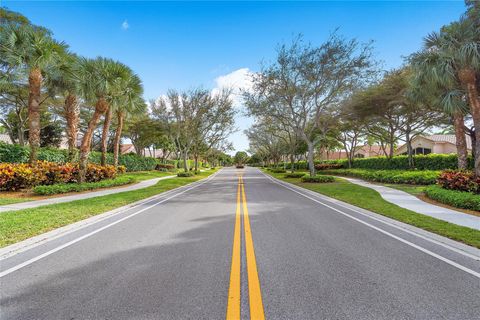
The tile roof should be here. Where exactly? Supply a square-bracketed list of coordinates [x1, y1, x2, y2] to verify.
[425, 134, 472, 149]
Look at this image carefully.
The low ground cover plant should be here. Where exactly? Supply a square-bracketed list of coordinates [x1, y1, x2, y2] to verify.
[177, 171, 195, 177]
[425, 185, 480, 211]
[321, 168, 439, 185]
[33, 176, 136, 195]
[0, 161, 123, 191]
[270, 168, 286, 173]
[284, 172, 306, 178]
[155, 163, 176, 172]
[301, 175, 335, 183]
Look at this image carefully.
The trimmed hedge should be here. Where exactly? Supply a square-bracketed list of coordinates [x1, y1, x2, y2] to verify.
[321, 168, 440, 185]
[425, 185, 480, 211]
[321, 154, 472, 171]
[270, 168, 286, 173]
[301, 175, 335, 183]
[33, 176, 135, 195]
[284, 172, 306, 178]
[0, 143, 69, 163]
[0, 143, 158, 172]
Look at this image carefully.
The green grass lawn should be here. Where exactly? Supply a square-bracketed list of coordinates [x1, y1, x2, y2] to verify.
[264, 170, 480, 248]
[383, 184, 427, 196]
[0, 197, 36, 206]
[121, 170, 176, 182]
[0, 170, 216, 248]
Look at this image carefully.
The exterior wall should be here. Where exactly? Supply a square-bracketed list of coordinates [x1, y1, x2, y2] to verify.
[433, 143, 458, 154]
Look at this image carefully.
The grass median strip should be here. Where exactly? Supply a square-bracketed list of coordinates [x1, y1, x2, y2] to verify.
[263, 170, 480, 249]
[0, 170, 216, 248]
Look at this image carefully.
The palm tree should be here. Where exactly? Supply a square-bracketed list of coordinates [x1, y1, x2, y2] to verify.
[412, 17, 480, 174]
[48, 53, 81, 161]
[0, 24, 67, 164]
[77, 57, 120, 182]
[99, 62, 135, 166]
[111, 73, 144, 167]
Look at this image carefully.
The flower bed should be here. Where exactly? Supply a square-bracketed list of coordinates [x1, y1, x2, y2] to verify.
[437, 170, 480, 194]
[0, 161, 124, 191]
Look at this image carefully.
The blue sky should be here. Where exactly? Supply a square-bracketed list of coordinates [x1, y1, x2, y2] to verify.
[3, 1, 467, 153]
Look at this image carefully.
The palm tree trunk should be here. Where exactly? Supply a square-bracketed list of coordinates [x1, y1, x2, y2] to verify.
[79, 98, 108, 183]
[452, 112, 468, 170]
[65, 93, 79, 162]
[459, 69, 480, 175]
[113, 111, 125, 167]
[28, 68, 42, 165]
[100, 107, 112, 166]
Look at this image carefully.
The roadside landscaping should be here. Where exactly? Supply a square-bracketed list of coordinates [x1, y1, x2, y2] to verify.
[319, 168, 439, 185]
[263, 169, 480, 248]
[0, 170, 216, 247]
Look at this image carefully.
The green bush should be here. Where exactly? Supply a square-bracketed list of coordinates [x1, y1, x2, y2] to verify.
[33, 176, 136, 195]
[424, 185, 480, 211]
[177, 171, 195, 177]
[319, 154, 472, 171]
[301, 175, 335, 183]
[0, 143, 29, 163]
[284, 172, 306, 178]
[321, 168, 439, 185]
[271, 168, 286, 173]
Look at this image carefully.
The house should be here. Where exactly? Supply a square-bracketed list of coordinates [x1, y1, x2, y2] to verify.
[319, 144, 390, 160]
[121, 144, 168, 159]
[395, 134, 472, 156]
[0, 134, 12, 144]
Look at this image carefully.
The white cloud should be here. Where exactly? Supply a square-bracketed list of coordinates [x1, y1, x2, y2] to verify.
[121, 20, 129, 30]
[211, 68, 254, 108]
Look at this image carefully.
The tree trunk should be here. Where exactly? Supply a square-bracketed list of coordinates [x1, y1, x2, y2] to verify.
[65, 93, 79, 162]
[113, 111, 125, 167]
[79, 98, 108, 183]
[459, 69, 480, 175]
[100, 107, 112, 166]
[405, 128, 414, 169]
[290, 154, 295, 173]
[194, 154, 199, 173]
[182, 150, 189, 172]
[28, 68, 42, 165]
[16, 125, 23, 145]
[306, 141, 315, 177]
[452, 112, 468, 170]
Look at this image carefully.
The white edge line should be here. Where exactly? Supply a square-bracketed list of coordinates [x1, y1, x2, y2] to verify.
[261, 171, 480, 279]
[0, 171, 219, 278]
[262, 172, 480, 260]
[0, 173, 217, 259]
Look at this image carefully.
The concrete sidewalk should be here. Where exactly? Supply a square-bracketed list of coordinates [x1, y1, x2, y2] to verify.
[0, 175, 175, 213]
[338, 176, 480, 231]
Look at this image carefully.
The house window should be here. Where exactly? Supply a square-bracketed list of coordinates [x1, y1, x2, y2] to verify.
[414, 147, 431, 155]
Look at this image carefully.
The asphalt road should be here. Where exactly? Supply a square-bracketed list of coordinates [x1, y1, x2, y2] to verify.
[1, 167, 479, 320]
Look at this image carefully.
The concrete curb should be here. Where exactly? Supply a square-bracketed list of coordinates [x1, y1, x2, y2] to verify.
[0, 170, 220, 260]
[261, 170, 480, 260]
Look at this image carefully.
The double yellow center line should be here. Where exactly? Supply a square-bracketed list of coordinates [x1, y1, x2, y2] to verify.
[226, 176, 265, 320]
